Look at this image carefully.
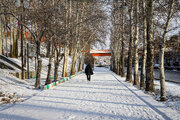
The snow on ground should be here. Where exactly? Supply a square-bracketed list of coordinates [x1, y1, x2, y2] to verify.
[0, 56, 73, 106]
[0, 67, 180, 120]
[153, 80, 180, 114]
[0, 59, 21, 72]
[0, 59, 180, 119]
[0, 68, 40, 105]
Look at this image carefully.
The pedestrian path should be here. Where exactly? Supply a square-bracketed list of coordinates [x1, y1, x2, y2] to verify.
[0, 67, 180, 120]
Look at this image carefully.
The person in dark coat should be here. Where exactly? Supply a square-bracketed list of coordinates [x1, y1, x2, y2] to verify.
[85, 63, 93, 81]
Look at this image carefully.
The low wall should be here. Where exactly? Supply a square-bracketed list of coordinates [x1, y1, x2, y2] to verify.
[44, 71, 84, 90]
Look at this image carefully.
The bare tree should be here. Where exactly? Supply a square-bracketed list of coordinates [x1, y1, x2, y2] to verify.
[159, 0, 175, 101]
[133, 0, 140, 86]
[146, 0, 155, 92]
[140, 0, 147, 89]
[120, 0, 126, 77]
[126, 0, 134, 83]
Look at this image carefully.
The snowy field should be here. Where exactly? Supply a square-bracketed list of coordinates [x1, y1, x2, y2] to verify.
[0, 67, 180, 120]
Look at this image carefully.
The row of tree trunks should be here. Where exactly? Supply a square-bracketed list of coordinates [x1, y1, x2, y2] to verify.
[0, 0, 110, 90]
[0, 8, 19, 57]
[110, 0, 155, 96]
[125, 0, 174, 101]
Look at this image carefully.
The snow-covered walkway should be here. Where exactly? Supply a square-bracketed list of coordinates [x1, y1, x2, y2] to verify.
[0, 67, 180, 120]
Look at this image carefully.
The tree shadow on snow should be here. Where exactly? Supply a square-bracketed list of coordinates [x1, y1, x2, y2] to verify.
[14, 103, 142, 120]
[0, 113, 37, 120]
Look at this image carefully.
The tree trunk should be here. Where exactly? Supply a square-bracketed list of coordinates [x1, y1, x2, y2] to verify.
[110, 52, 113, 71]
[62, 0, 70, 77]
[145, 0, 155, 92]
[54, 45, 63, 82]
[115, 57, 117, 74]
[46, 42, 50, 57]
[1, 9, 5, 55]
[0, 4, 2, 55]
[62, 45, 69, 77]
[0, 19, 2, 55]
[113, 57, 117, 73]
[13, 17, 19, 58]
[117, 57, 120, 75]
[35, 59, 42, 88]
[10, 17, 13, 57]
[2, 24, 5, 55]
[159, 46, 166, 100]
[81, 52, 85, 70]
[113, 56, 116, 72]
[71, 47, 78, 75]
[159, 0, 174, 101]
[54, 60, 59, 82]
[121, 0, 125, 77]
[126, 0, 134, 83]
[118, 56, 121, 75]
[45, 44, 53, 85]
[45, 55, 53, 85]
[133, 0, 140, 86]
[21, 15, 25, 80]
[121, 48, 125, 77]
[140, 0, 147, 89]
[71, 2, 79, 75]
[78, 54, 81, 72]
[20, 0, 25, 79]
[5, 23, 8, 56]
[35, 31, 43, 87]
